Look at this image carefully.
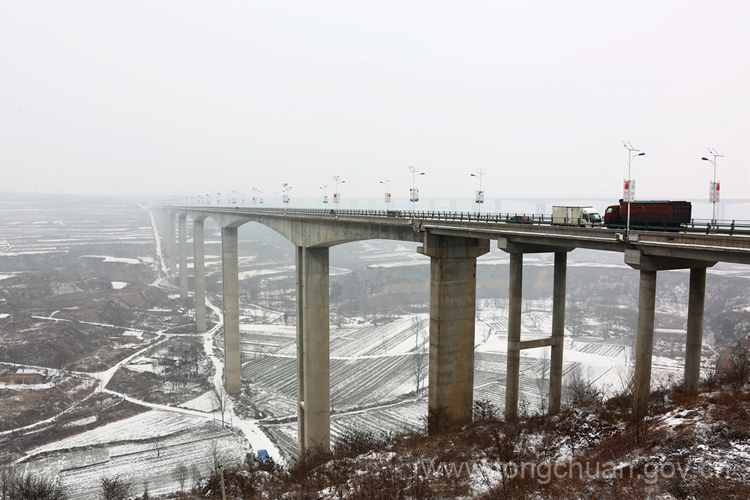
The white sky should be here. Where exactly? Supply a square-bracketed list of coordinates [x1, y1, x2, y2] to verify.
[1, 1, 748, 203]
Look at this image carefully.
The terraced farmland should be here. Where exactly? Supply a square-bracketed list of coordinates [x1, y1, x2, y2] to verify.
[239, 306, 632, 459]
[17, 410, 246, 499]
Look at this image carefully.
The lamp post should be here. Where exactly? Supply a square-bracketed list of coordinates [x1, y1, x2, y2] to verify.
[471, 169, 486, 215]
[333, 176, 344, 215]
[320, 185, 329, 207]
[408, 166, 425, 213]
[379, 178, 391, 211]
[282, 183, 291, 213]
[623, 141, 645, 238]
[702, 148, 723, 228]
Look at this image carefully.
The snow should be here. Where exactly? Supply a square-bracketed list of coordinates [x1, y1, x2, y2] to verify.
[0, 313, 8, 319]
[180, 390, 219, 412]
[63, 416, 97, 428]
[111, 281, 128, 290]
[80, 255, 142, 264]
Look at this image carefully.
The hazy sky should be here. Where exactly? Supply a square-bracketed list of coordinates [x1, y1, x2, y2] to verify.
[1, 1, 748, 204]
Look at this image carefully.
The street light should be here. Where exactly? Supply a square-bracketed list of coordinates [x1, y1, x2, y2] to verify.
[408, 166, 425, 212]
[702, 148, 723, 228]
[471, 169, 486, 215]
[379, 178, 391, 211]
[333, 176, 345, 215]
[623, 141, 645, 238]
[320, 185, 329, 207]
[282, 183, 291, 213]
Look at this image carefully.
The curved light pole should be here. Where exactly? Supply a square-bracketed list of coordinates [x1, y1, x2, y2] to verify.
[623, 141, 645, 238]
[333, 176, 345, 215]
[702, 148, 723, 228]
[471, 169, 486, 215]
[379, 178, 391, 211]
[408, 166, 425, 212]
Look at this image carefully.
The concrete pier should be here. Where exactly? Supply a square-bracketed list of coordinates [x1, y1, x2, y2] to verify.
[505, 251, 523, 421]
[178, 214, 188, 301]
[193, 218, 206, 333]
[684, 267, 707, 394]
[221, 226, 241, 394]
[168, 212, 176, 276]
[418, 234, 489, 429]
[296, 246, 331, 454]
[633, 270, 657, 417]
[548, 251, 567, 414]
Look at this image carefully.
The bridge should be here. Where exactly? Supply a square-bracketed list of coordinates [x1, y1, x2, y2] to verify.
[154, 205, 750, 455]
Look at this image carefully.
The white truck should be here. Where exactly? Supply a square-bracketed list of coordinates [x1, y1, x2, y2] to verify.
[551, 205, 602, 227]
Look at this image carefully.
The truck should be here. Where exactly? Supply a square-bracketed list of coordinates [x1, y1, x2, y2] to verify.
[603, 200, 691, 228]
[551, 206, 602, 227]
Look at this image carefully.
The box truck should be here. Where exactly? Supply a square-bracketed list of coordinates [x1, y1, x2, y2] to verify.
[551, 206, 602, 227]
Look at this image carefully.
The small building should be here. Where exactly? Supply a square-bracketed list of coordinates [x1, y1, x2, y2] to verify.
[0, 368, 47, 384]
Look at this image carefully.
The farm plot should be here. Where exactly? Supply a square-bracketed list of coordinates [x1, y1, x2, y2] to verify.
[329, 315, 429, 358]
[0, 195, 154, 256]
[265, 399, 426, 459]
[242, 353, 420, 418]
[17, 410, 245, 499]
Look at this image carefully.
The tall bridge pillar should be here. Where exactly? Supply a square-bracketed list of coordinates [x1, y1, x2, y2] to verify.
[684, 267, 706, 394]
[193, 217, 207, 333]
[499, 238, 572, 420]
[168, 212, 176, 276]
[417, 234, 489, 429]
[625, 249, 715, 417]
[296, 246, 331, 455]
[221, 226, 242, 394]
[178, 214, 188, 301]
[548, 251, 567, 414]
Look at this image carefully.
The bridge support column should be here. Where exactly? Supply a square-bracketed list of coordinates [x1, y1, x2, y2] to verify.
[296, 246, 330, 455]
[505, 252, 523, 421]
[193, 218, 206, 333]
[684, 267, 706, 394]
[221, 226, 241, 394]
[548, 251, 567, 414]
[178, 214, 188, 301]
[633, 270, 657, 418]
[499, 239, 573, 420]
[168, 212, 176, 276]
[625, 249, 716, 417]
[418, 234, 489, 430]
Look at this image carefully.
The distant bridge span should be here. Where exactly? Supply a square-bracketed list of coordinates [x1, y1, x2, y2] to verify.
[155, 206, 750, 455]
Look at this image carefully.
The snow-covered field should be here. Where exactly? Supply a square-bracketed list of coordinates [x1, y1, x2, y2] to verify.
[239, 305, 635, 458]
[18, 411, 246, 498]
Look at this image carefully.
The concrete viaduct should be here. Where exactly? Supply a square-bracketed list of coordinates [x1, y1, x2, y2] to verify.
[155, 206, 750, 455]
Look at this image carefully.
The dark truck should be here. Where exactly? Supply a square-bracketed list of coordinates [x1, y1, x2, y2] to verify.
[604, 200, 691, 229]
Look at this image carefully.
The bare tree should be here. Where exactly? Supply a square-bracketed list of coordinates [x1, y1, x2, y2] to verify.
[100, 475, 133, 500]
[412, 317, 428, 394]
[173, 464, 188, 492]
[152, 440, 162, 459]
[209, 440, 224, 471]
[1, 469, 67, 500]
[536, 348, 550, 414]
[212, 385, 230, 428]
[724, 339, 750, 393]
[190, 465, 202, 490]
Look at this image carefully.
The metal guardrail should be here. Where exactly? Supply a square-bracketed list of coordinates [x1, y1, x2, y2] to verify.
[168, 205, 750, 236]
